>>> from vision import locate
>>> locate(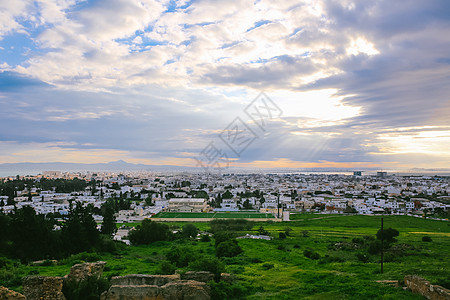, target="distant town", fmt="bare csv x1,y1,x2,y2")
1,171,449,227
